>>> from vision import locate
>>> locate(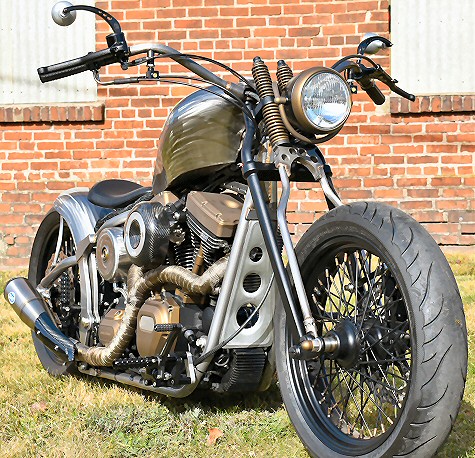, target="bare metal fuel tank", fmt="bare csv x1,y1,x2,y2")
152,86,245,194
